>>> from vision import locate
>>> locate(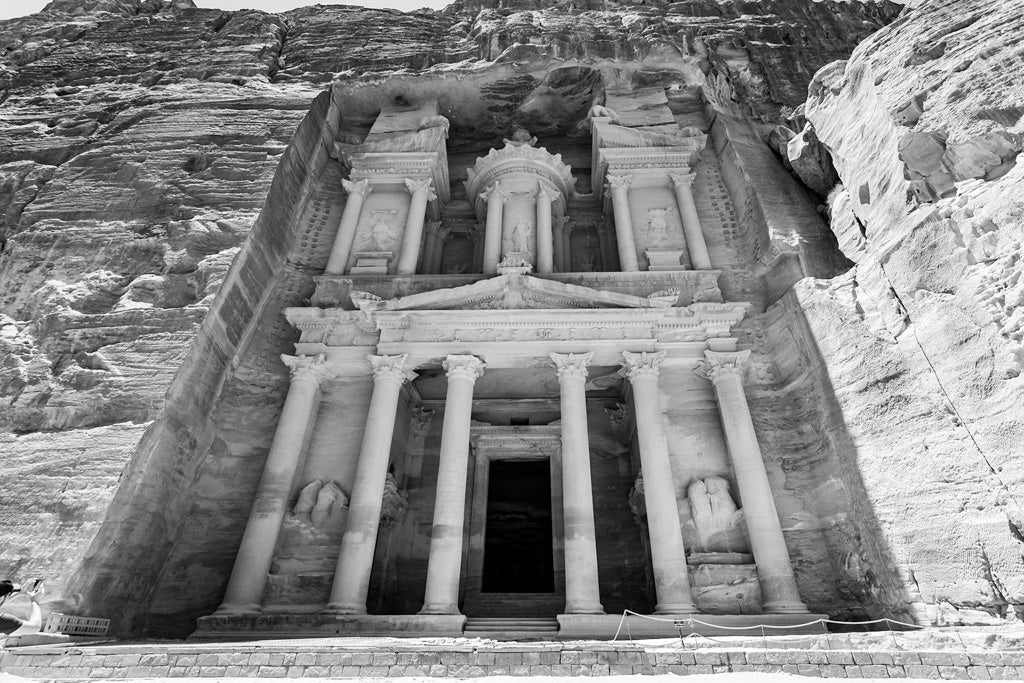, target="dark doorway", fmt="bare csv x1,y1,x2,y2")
482,460,554,593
